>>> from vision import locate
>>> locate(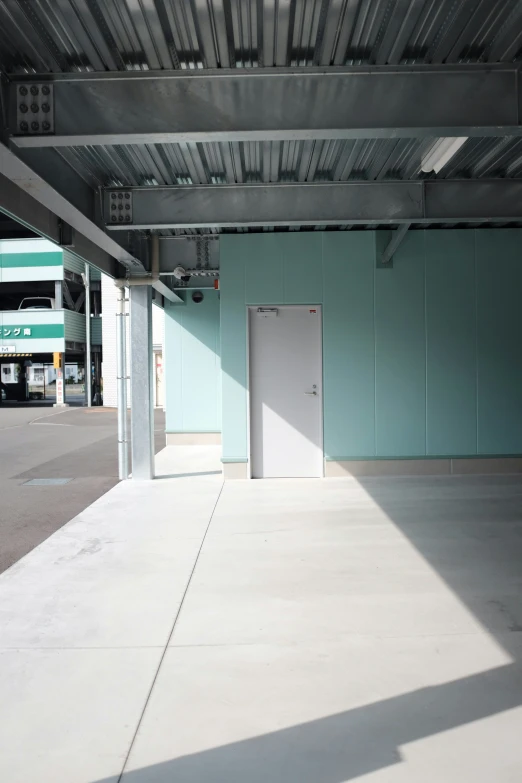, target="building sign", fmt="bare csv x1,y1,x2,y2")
2,328,32,337
0,325,64,340
0,318,66,355
0,321,65,355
